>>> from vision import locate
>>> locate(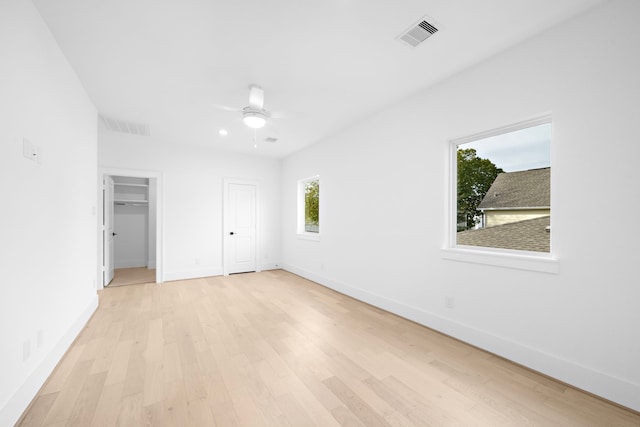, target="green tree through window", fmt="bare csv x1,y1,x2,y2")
457,148,503,230
304,179,319,232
